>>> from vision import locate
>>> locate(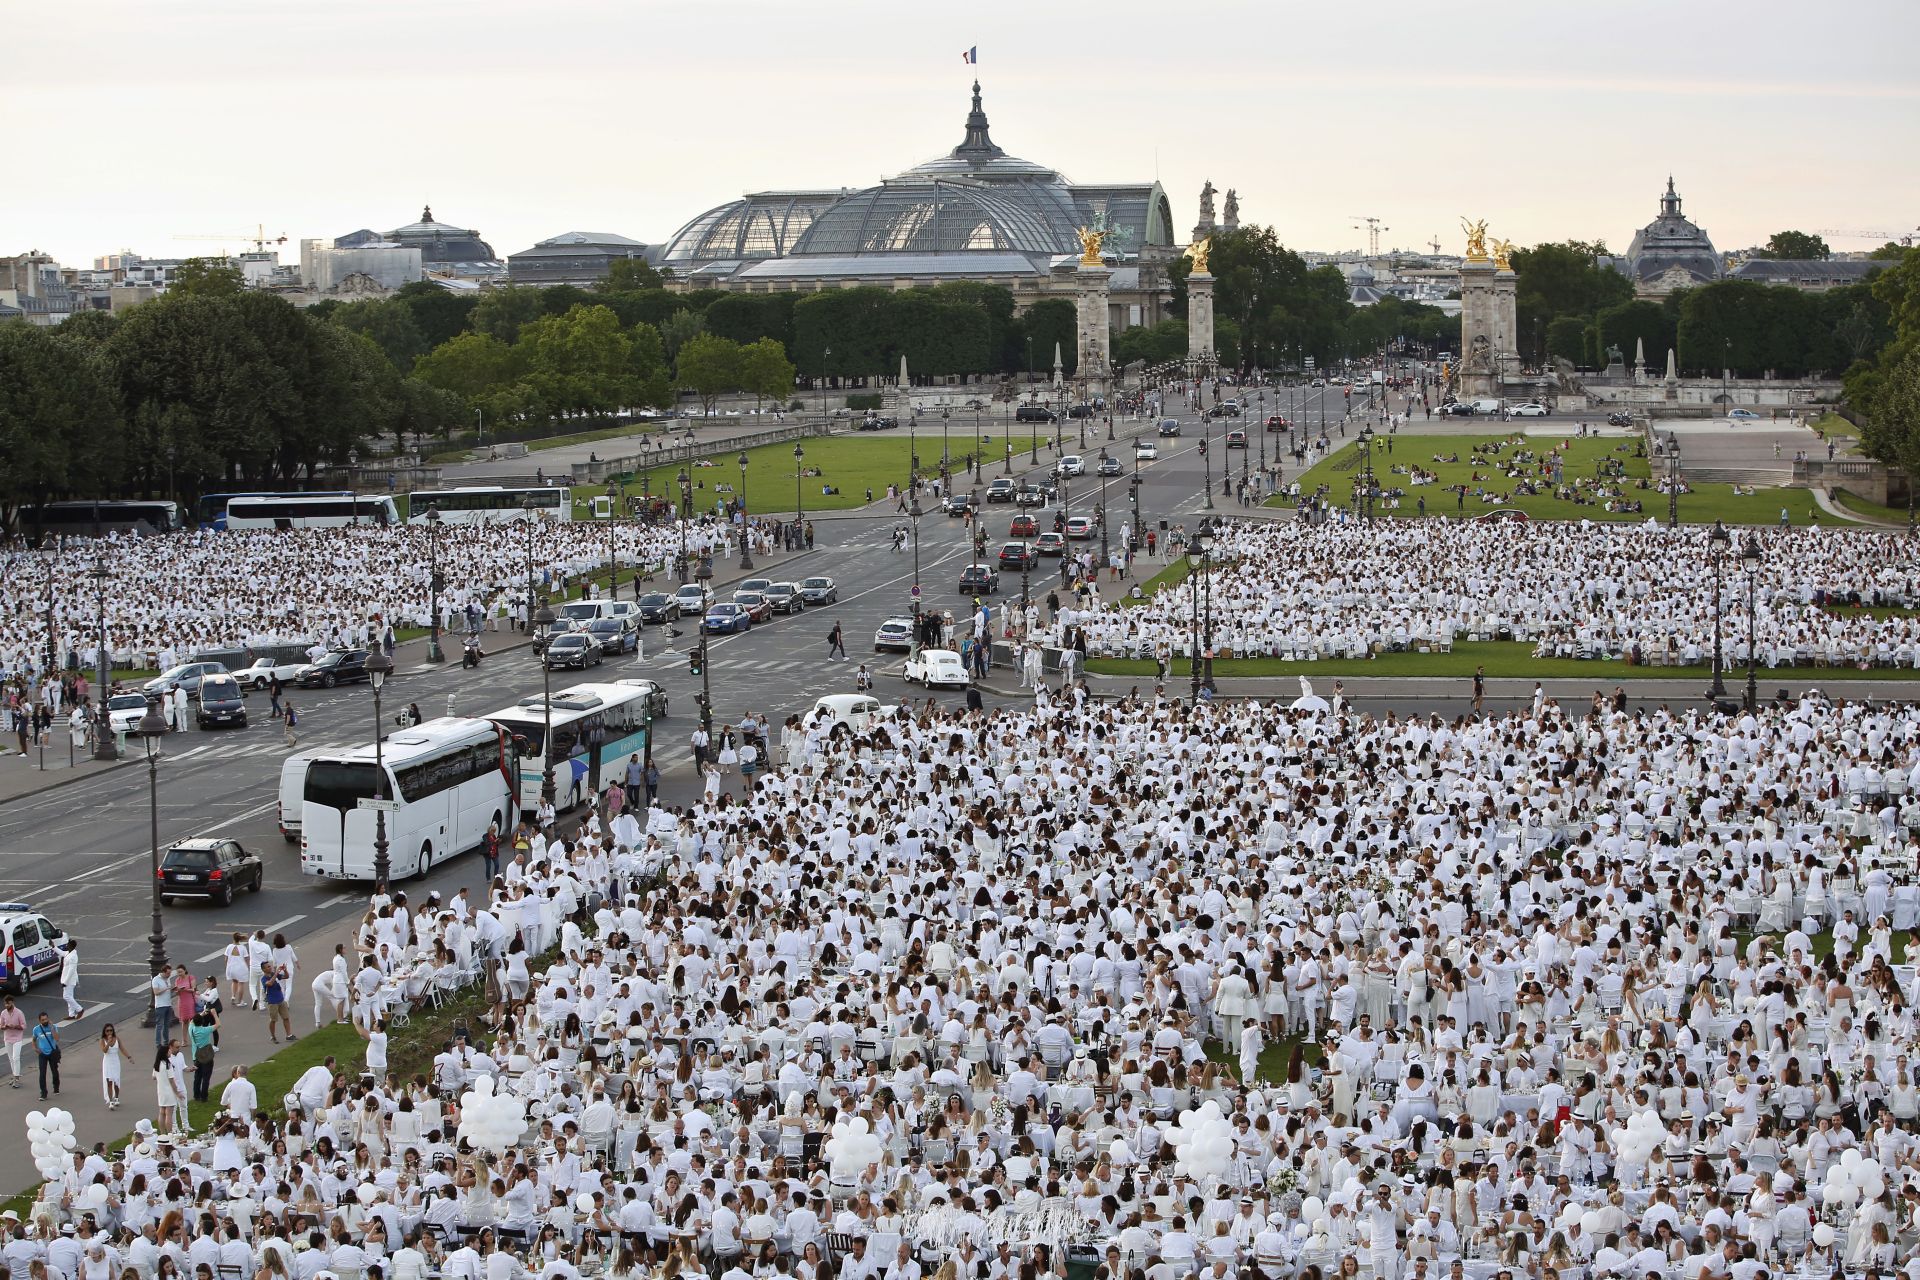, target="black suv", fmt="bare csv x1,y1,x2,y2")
298,648,371,688
159,838,264,906
1015,404,1056,423
635,592,681,624
195,674,248,729
985,478,1017,503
